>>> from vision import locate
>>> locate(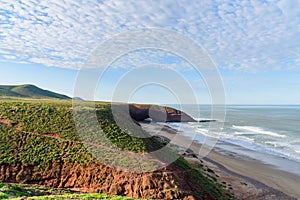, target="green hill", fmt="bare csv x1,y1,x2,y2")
0,84,70,99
